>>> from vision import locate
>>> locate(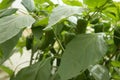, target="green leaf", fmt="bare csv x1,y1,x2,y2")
103,5,118,21
0,8,18,18
34,0,53,5
0,31,22,64
21,0,35,12
111,61,120,67
53,23,64,36
44,5,84,30
89,65,110,80
12,58,51,80
34,0,45,4
57,33,107,80
62,0,82,6
112,74,120,80
0,15,35,44
33,17,48,27
83,0,108,8
0,65,14,77
0,0,15,9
